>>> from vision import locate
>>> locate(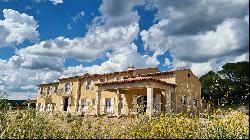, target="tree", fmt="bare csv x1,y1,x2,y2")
218,61,249,105
200,61,249,107
0,89,9,112
199,71,226,106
